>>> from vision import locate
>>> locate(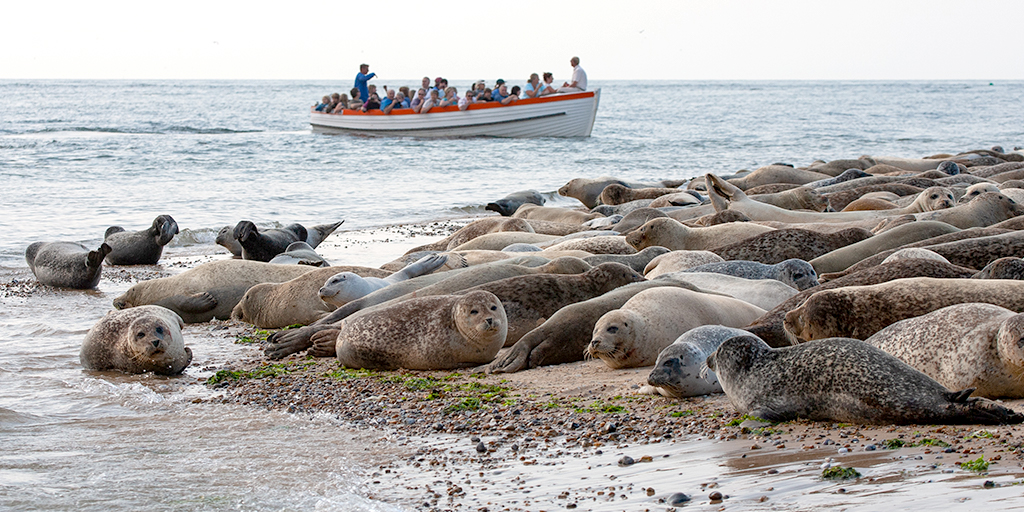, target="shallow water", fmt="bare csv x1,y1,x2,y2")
2,79,1023,510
